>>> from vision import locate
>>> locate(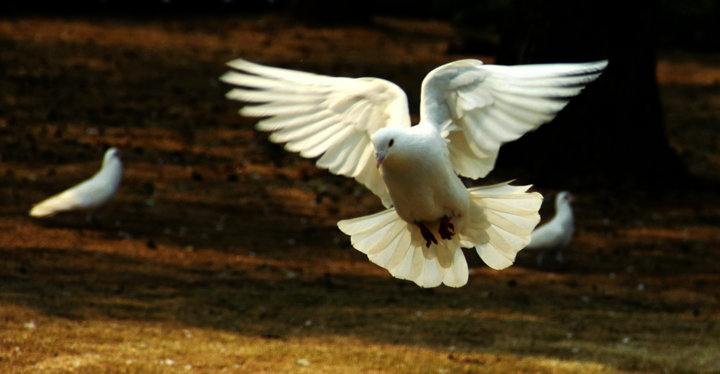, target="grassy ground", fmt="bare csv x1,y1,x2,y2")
1,15,719,373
